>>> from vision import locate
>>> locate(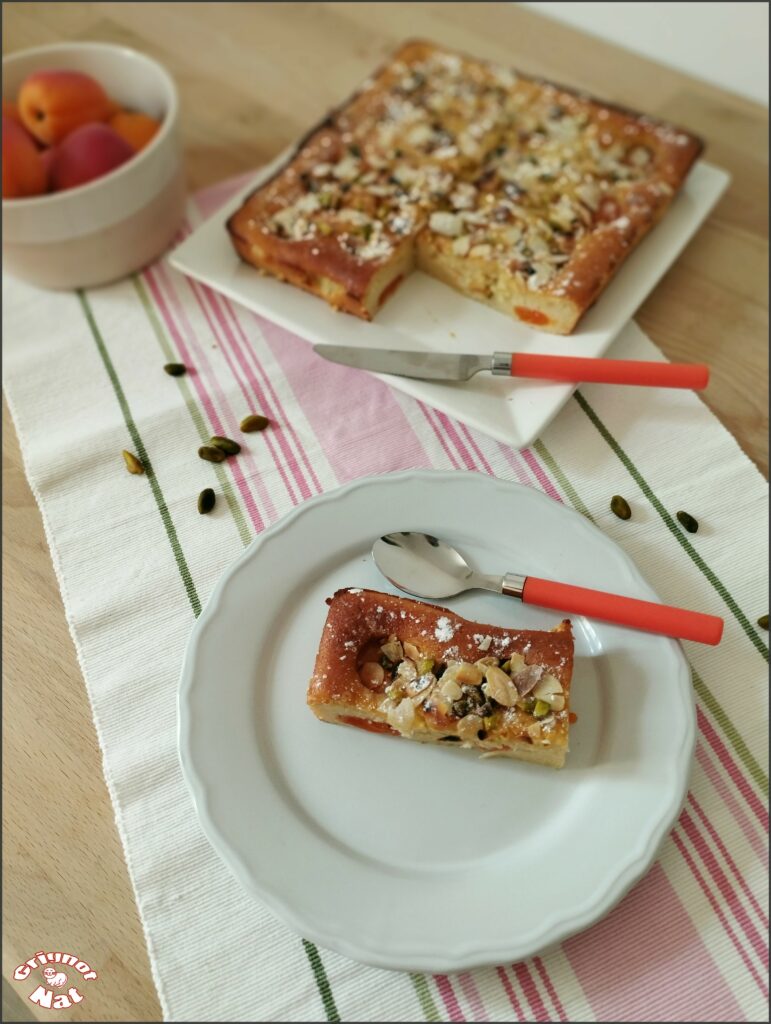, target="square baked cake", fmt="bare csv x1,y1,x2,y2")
228,40,702,333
